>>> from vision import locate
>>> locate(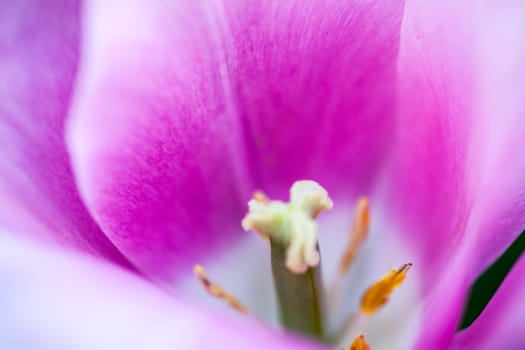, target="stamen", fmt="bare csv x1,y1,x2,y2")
348,333,371,350
327,197,370,325
193,264,247,314
360,263,412,315
338,197,370,275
